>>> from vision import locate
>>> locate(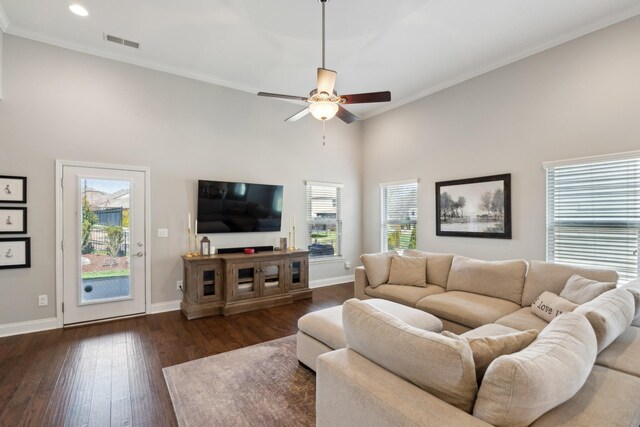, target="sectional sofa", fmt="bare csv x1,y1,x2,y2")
312,250,640,426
